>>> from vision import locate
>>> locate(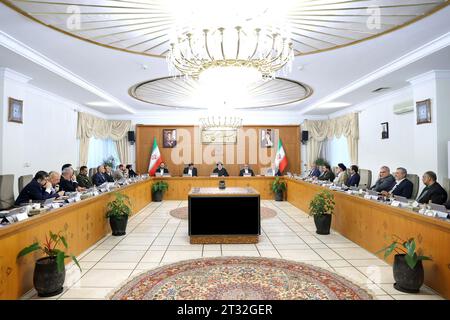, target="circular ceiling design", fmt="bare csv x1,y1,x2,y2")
129,77,313,109
3,0,448,57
